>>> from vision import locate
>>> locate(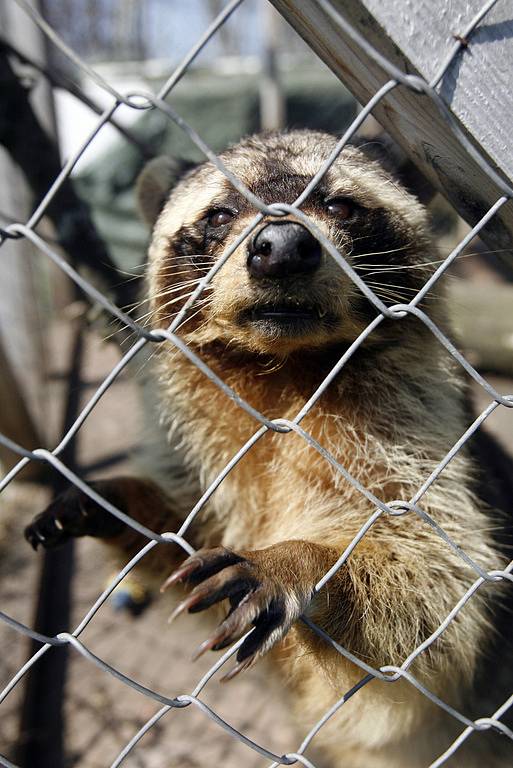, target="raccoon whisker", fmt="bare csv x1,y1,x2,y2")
363,280,414,298
172,303,210,335
101,300,181,341
354,257,463,272
135,295,200,326
344,232,415,250
366,284,435,305
129,298,210,370
354,264,424,274
363,280,426,294
127,283,203,313
129,279,212,309
167,253,213,260
180,316,212,343
185,308,214,336
165,254,202,260
351,242,414,260
156,269,213,279
160,278,207,292
155,277,213,290
347,233,389,245
130,289,209,316
156,292,211,318
136,294,211,326
429,246,513,256
359,270,463,290
135,279,209,308
118,266,145,277
158,260,215,272
124,289,198,317
110,273,145,289
112,265,146,278
131,335,182,378
155,271,214,283
134,278,206,302
161,255,215,270
366,288,408,305
364,281,436,303
155,266,214,277
182,310,211,333
101,326,133,344
255,356,288,376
